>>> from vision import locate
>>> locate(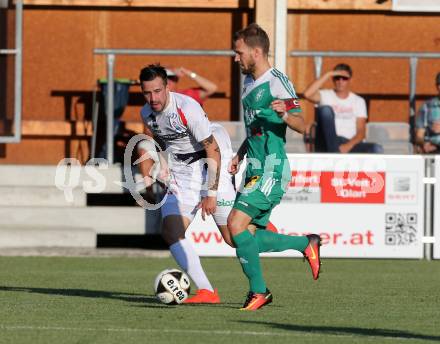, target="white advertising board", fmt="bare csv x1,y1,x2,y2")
433,156,440,259
187,154,425,258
